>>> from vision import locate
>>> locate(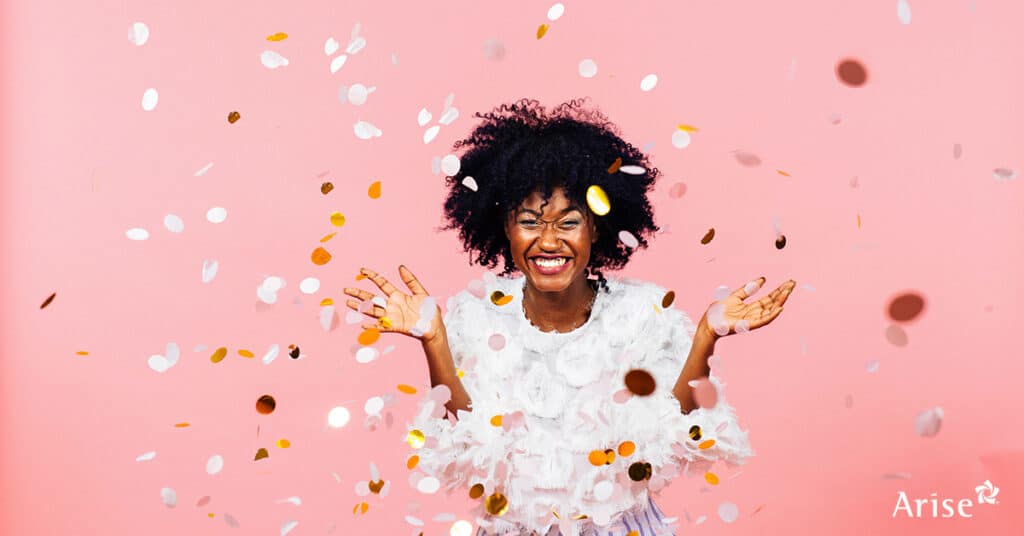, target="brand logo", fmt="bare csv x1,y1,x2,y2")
892,480,1000,518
